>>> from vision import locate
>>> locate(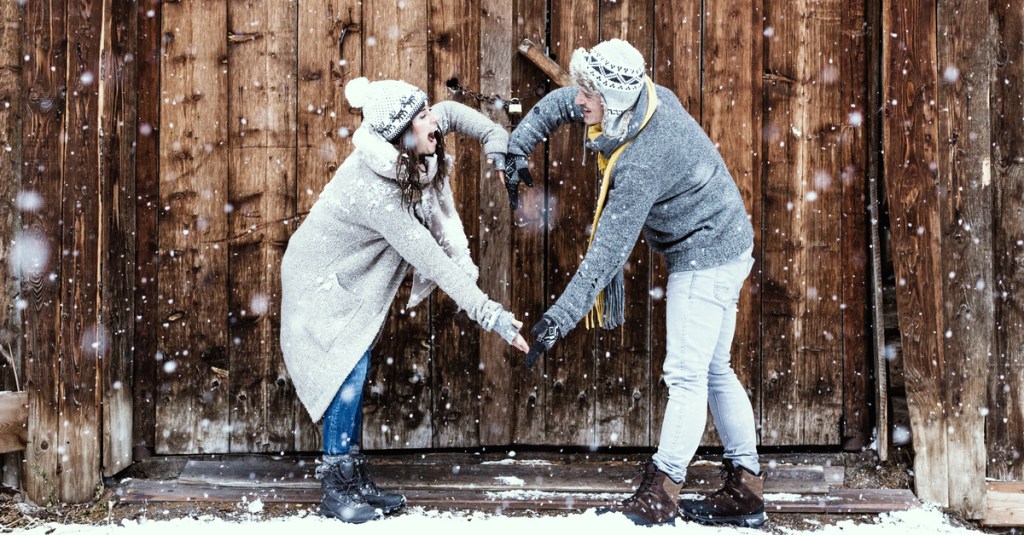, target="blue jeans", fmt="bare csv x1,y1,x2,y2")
652,247,759,482
322,348,370,455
